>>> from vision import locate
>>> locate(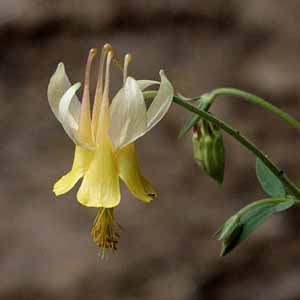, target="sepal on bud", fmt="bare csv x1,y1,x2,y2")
192,119,225,183
216,197,297,256
215,215,242,256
